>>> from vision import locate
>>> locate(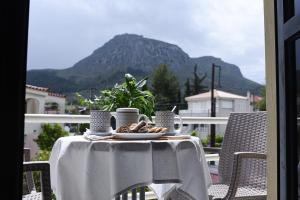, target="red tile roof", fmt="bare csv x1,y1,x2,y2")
26,84,48,92
26,84,65,98
252,95,263,103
